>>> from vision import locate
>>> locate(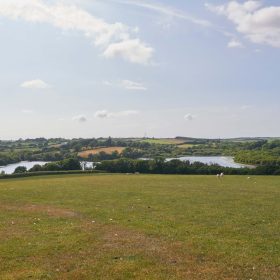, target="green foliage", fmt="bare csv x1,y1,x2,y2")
95,158,280,175
87,151,121,161
13,166,27,174
29,158,82,172
234,140,280,165
1,137,280,169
